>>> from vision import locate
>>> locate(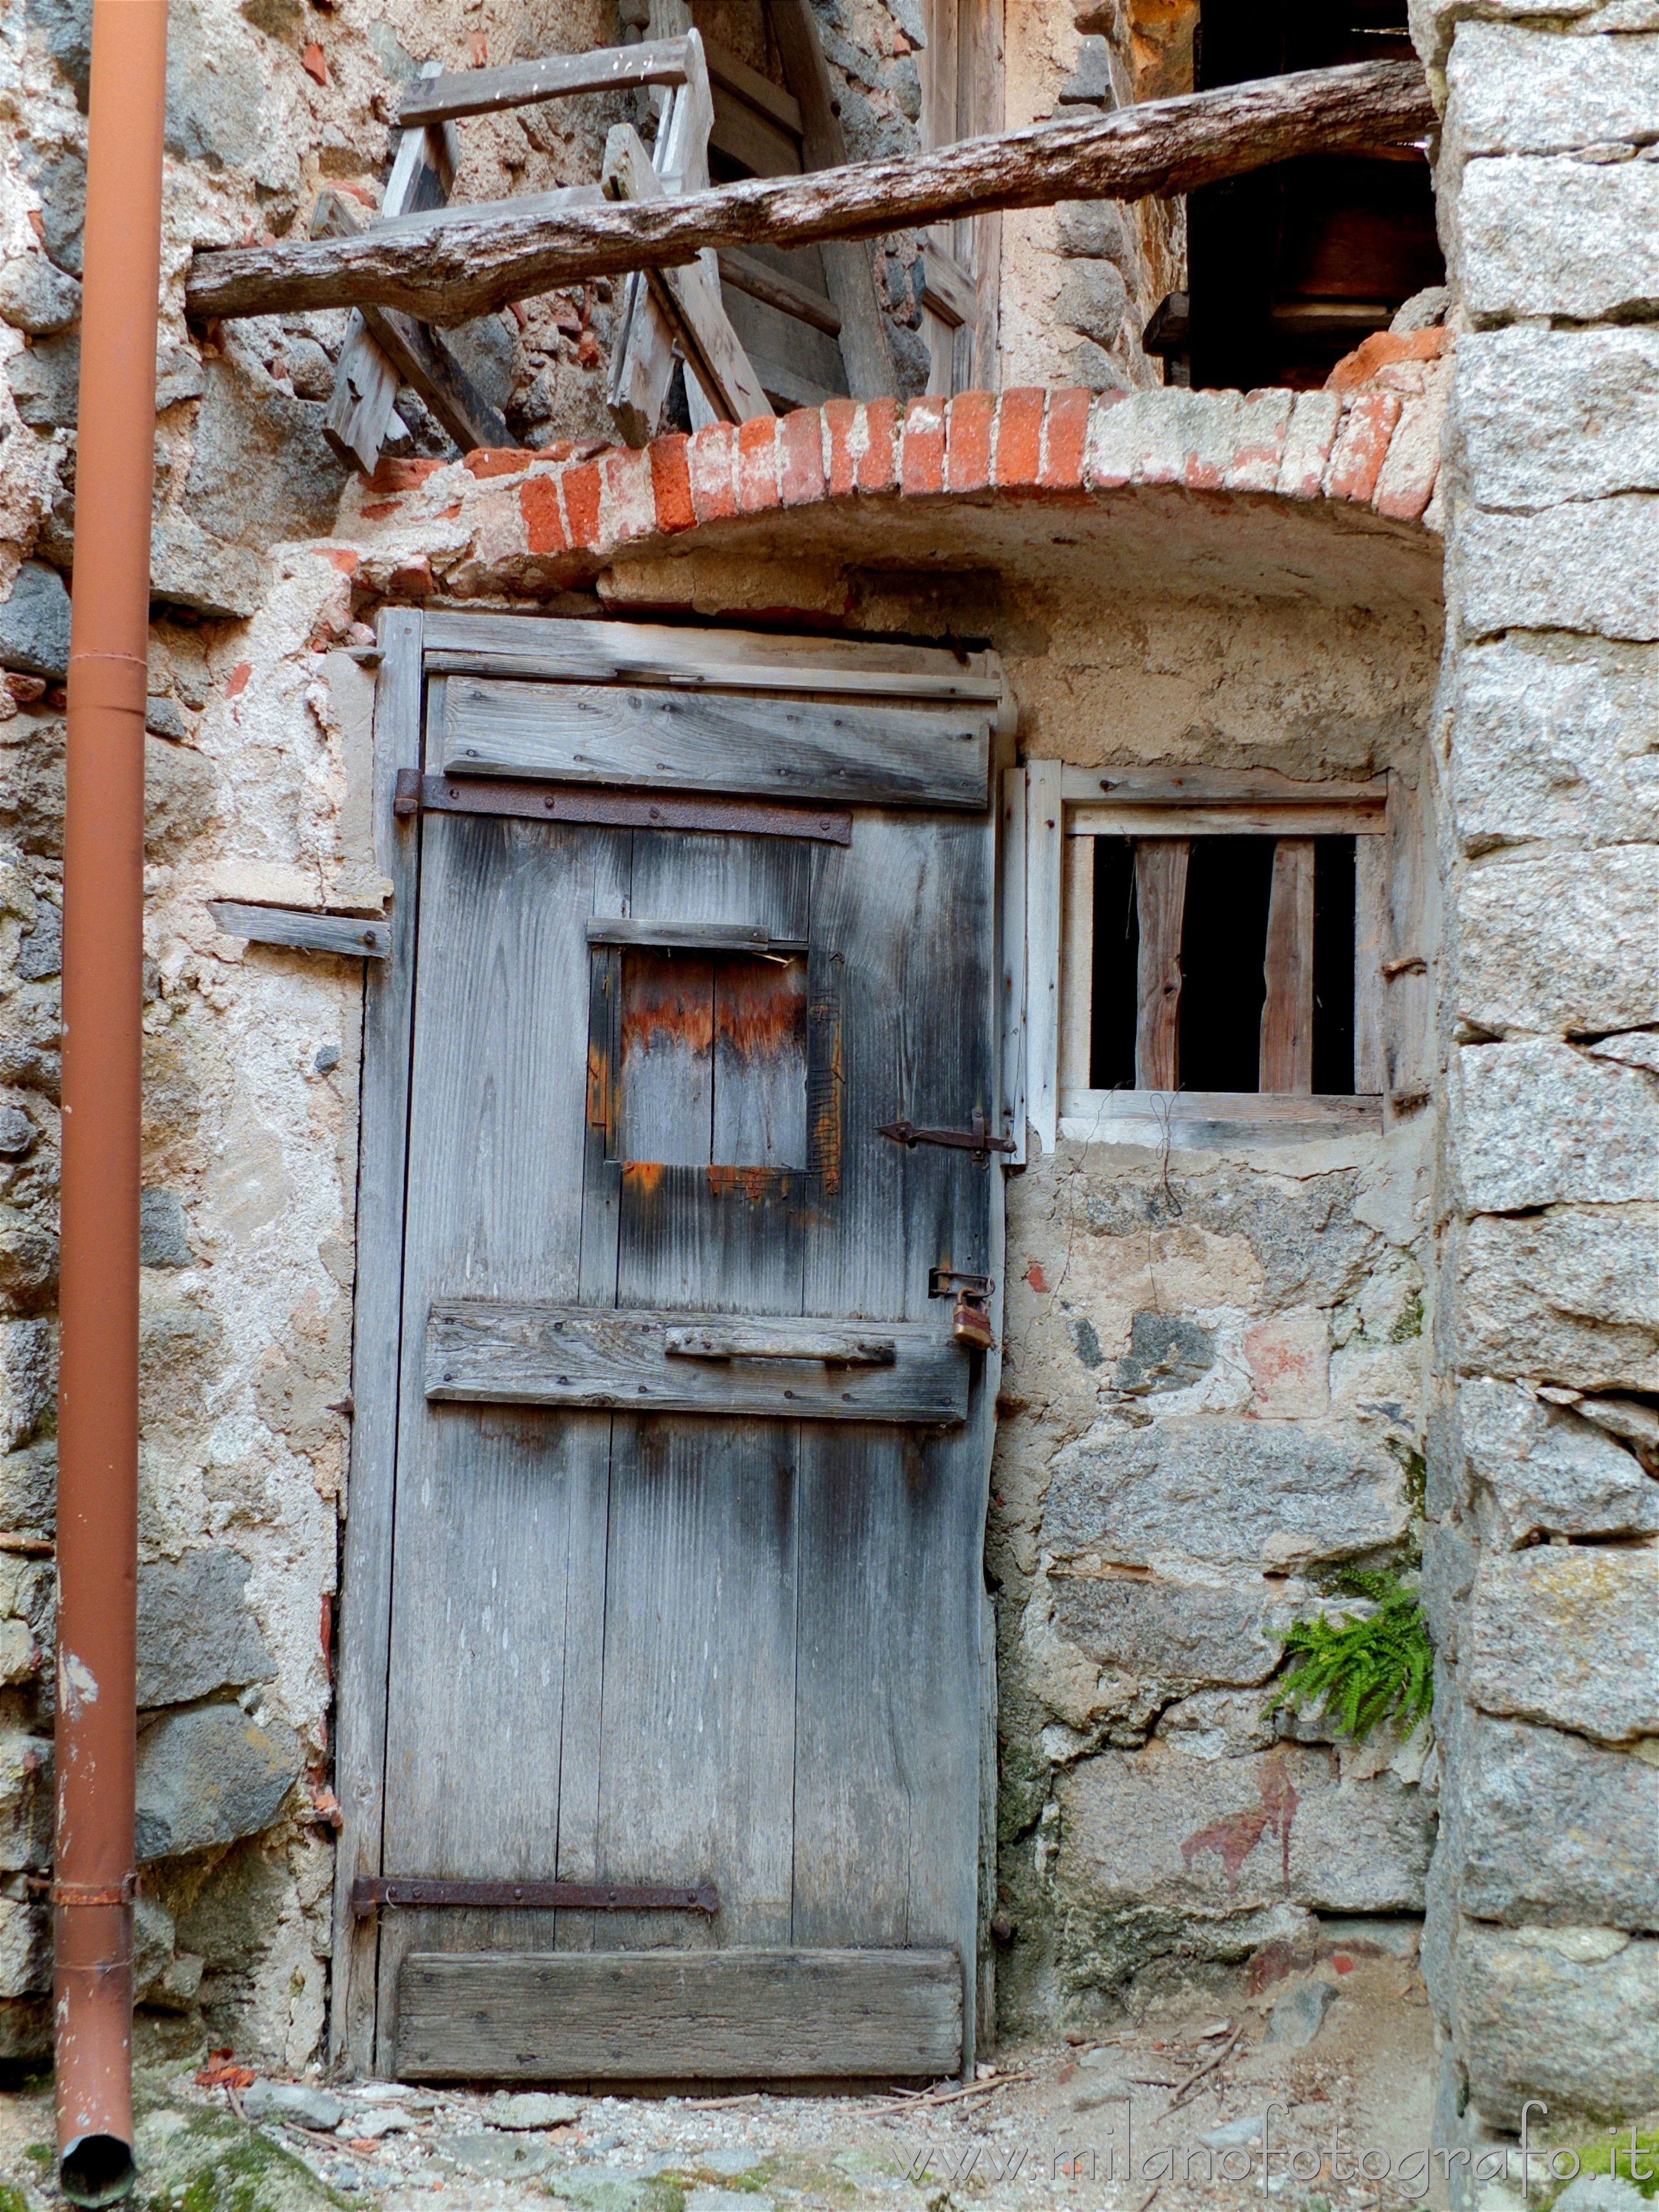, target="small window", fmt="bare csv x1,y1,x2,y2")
1086,833,1358,1094
1005,765,1405,1159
